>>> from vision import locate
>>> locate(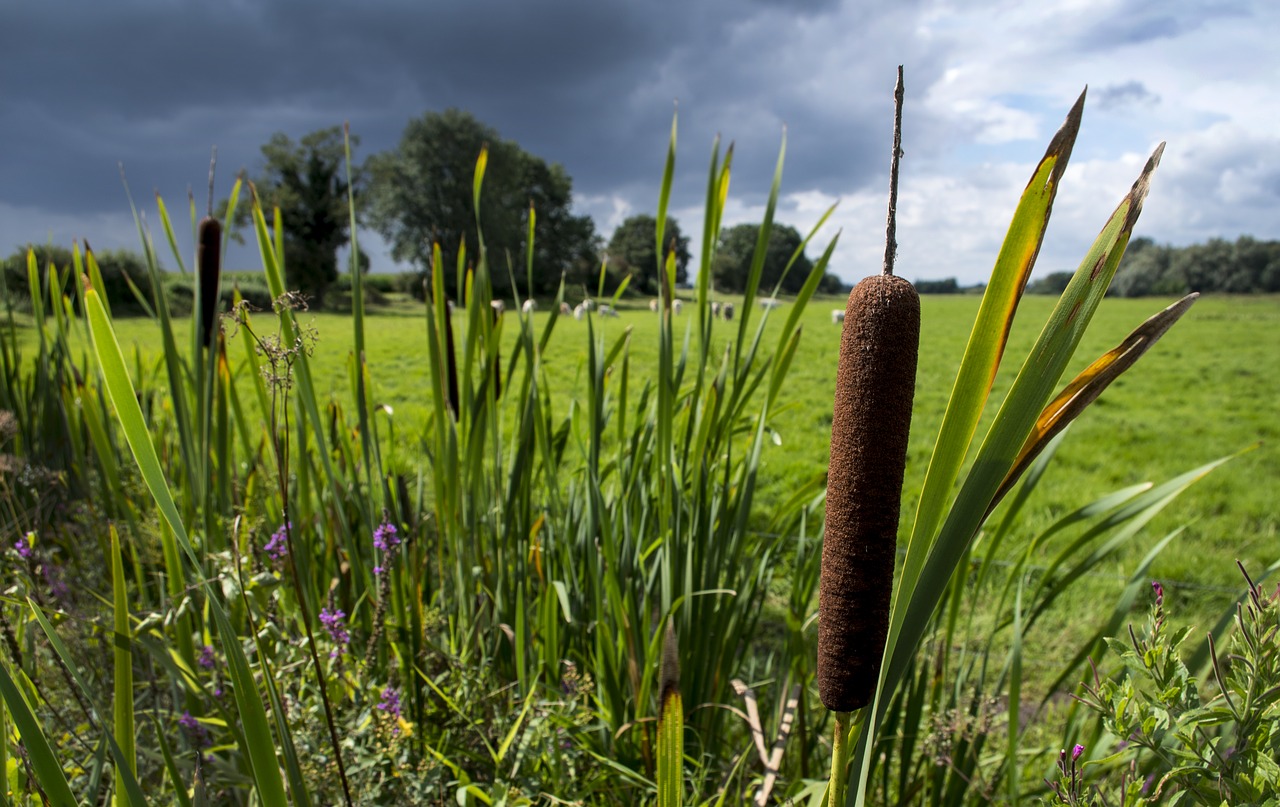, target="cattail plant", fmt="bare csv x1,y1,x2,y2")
820,67,918,803
196,150,223,351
